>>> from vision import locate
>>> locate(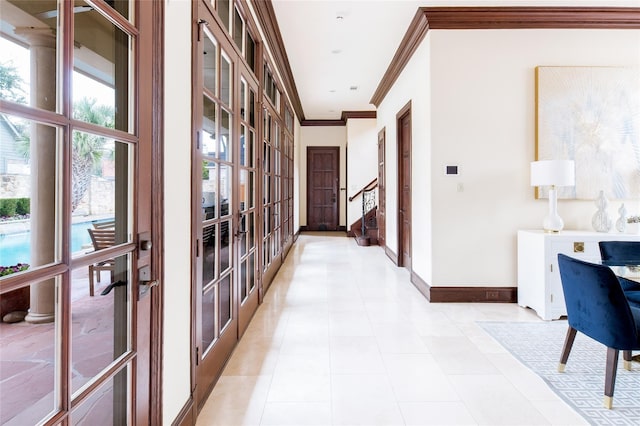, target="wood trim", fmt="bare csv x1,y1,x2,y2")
410,271,430,300
301,110,377,126
411,271,517,303
430,286,518,303
371,6,640,107
149,0,165,423
421,7,640,29
370,9,429,107
170,397,196,426
301,119,346,127
341,110,377,121
385,246,398,265
251,0,305,120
